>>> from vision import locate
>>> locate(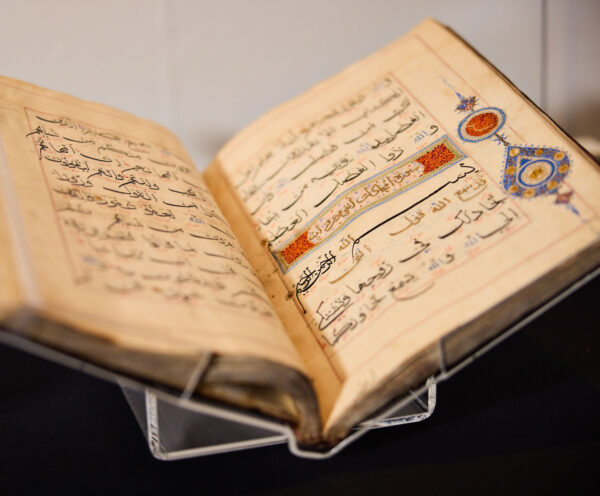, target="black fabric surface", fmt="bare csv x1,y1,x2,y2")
1,277,598,495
